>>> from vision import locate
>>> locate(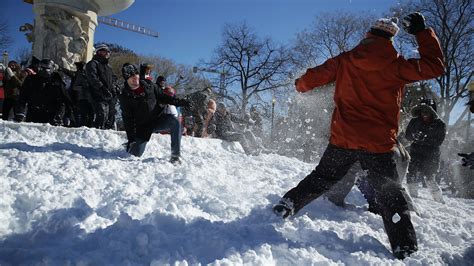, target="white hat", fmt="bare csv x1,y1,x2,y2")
371,17,400,36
